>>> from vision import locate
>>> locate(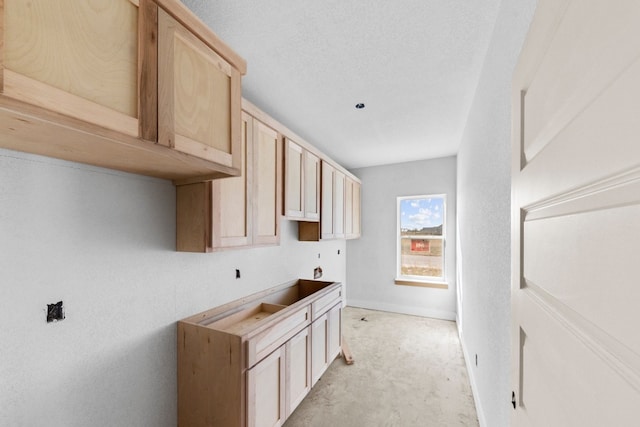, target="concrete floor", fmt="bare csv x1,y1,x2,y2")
284,307,479,427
